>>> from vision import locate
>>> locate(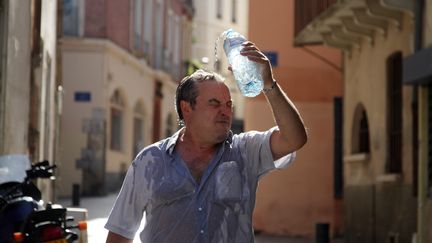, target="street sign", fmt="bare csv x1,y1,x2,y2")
263,51,278,67
75,92,91,102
